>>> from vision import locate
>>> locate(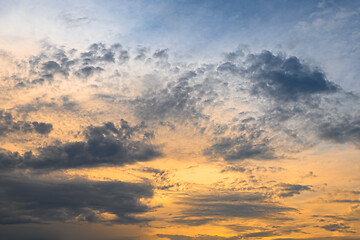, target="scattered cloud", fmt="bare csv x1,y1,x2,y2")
174,192,296,224
319,223,356,233
0,110,52,136
276,183,312,198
